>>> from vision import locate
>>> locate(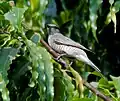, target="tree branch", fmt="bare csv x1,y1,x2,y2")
40,39,112,101
83,80,111,101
